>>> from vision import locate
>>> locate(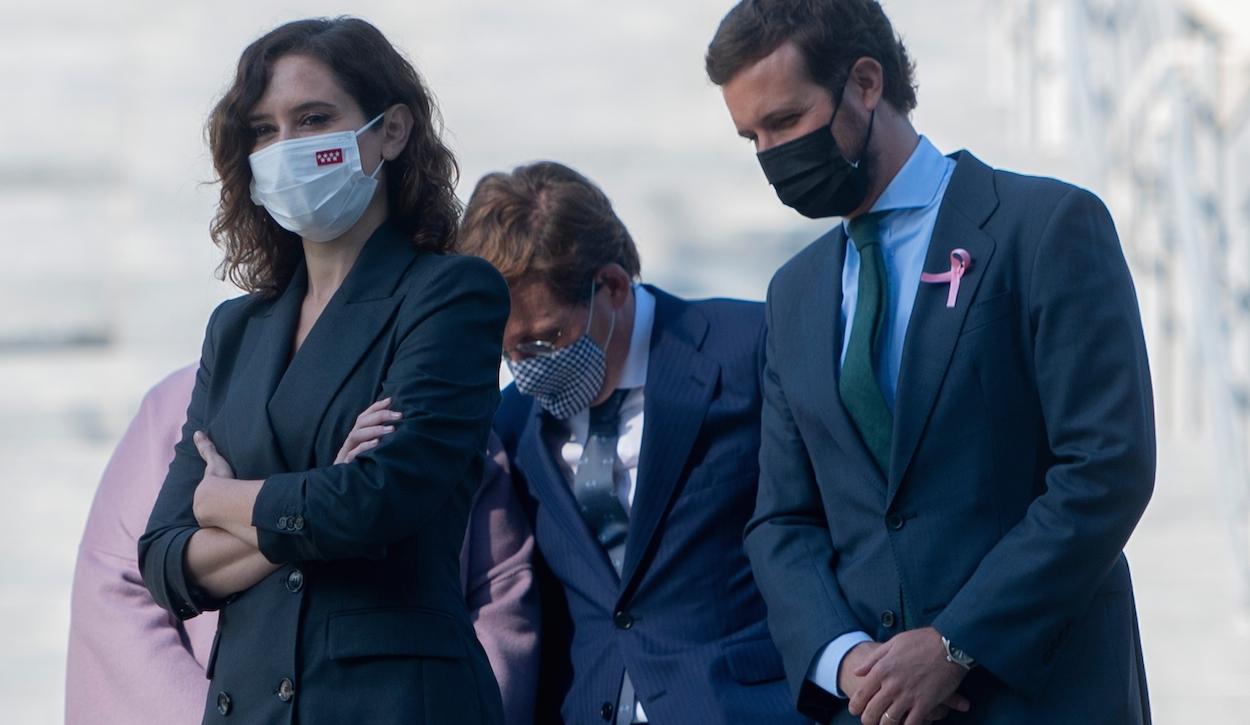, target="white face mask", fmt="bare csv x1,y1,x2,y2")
248,113,386,243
